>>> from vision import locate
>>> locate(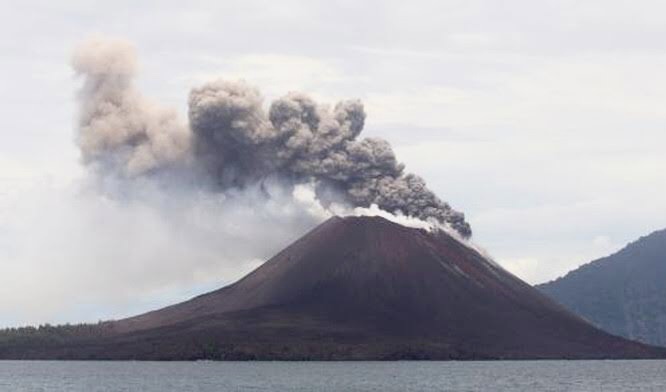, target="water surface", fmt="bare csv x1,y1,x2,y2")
1,360,665,391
